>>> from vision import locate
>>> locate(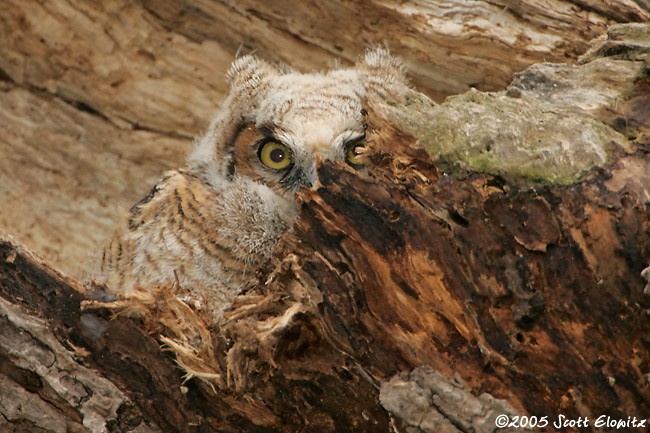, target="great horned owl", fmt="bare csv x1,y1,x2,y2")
101,48,409,316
